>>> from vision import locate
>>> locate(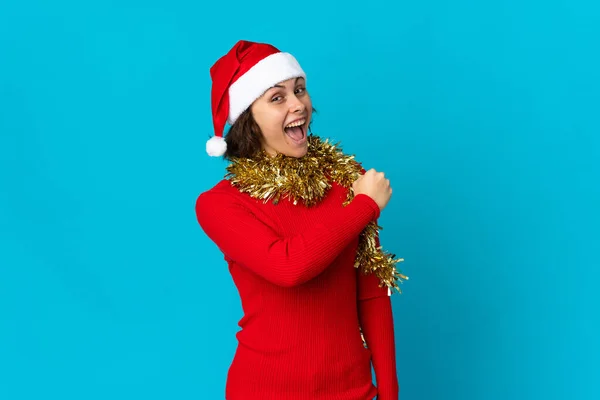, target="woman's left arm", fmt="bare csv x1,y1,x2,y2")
356,235,400,400
358,294,398,400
